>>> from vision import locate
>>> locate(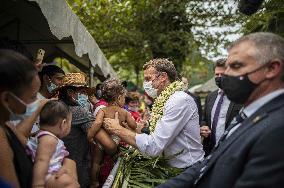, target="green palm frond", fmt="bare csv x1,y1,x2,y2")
112,147,183,188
